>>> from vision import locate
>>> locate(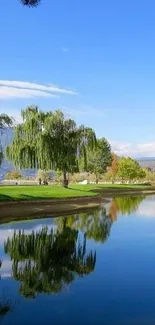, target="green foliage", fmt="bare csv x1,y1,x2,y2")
4,226,96,298
0,114,13,129
0,114,13,166
5,170,23,180
83,138,112,183
118,157,144,181
6,107,96,186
